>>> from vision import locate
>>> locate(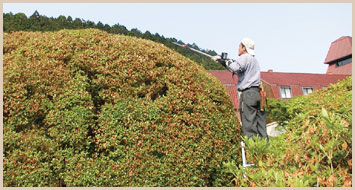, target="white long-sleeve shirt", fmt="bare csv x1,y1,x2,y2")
226,54,261,91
